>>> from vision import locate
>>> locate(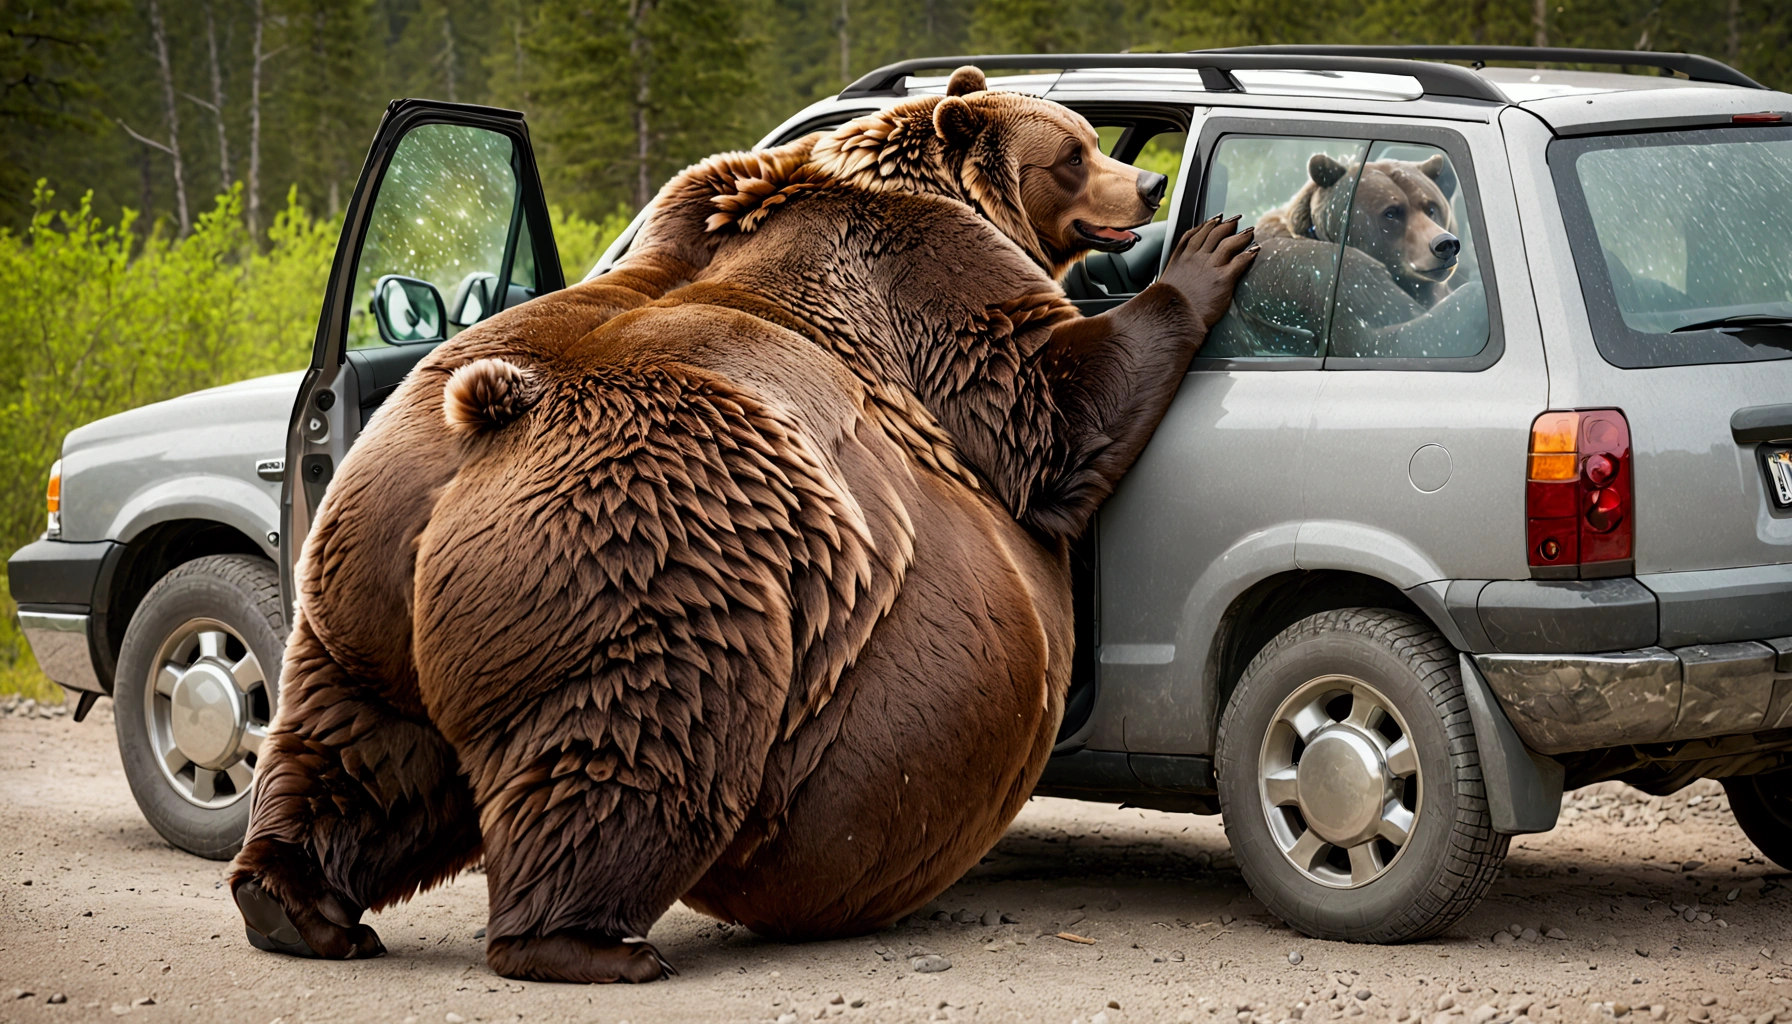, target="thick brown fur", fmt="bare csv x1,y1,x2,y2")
231,67,1255,981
